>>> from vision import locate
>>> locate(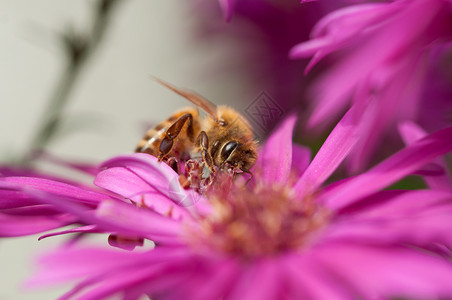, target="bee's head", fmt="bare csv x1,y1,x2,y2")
219,140,258,173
